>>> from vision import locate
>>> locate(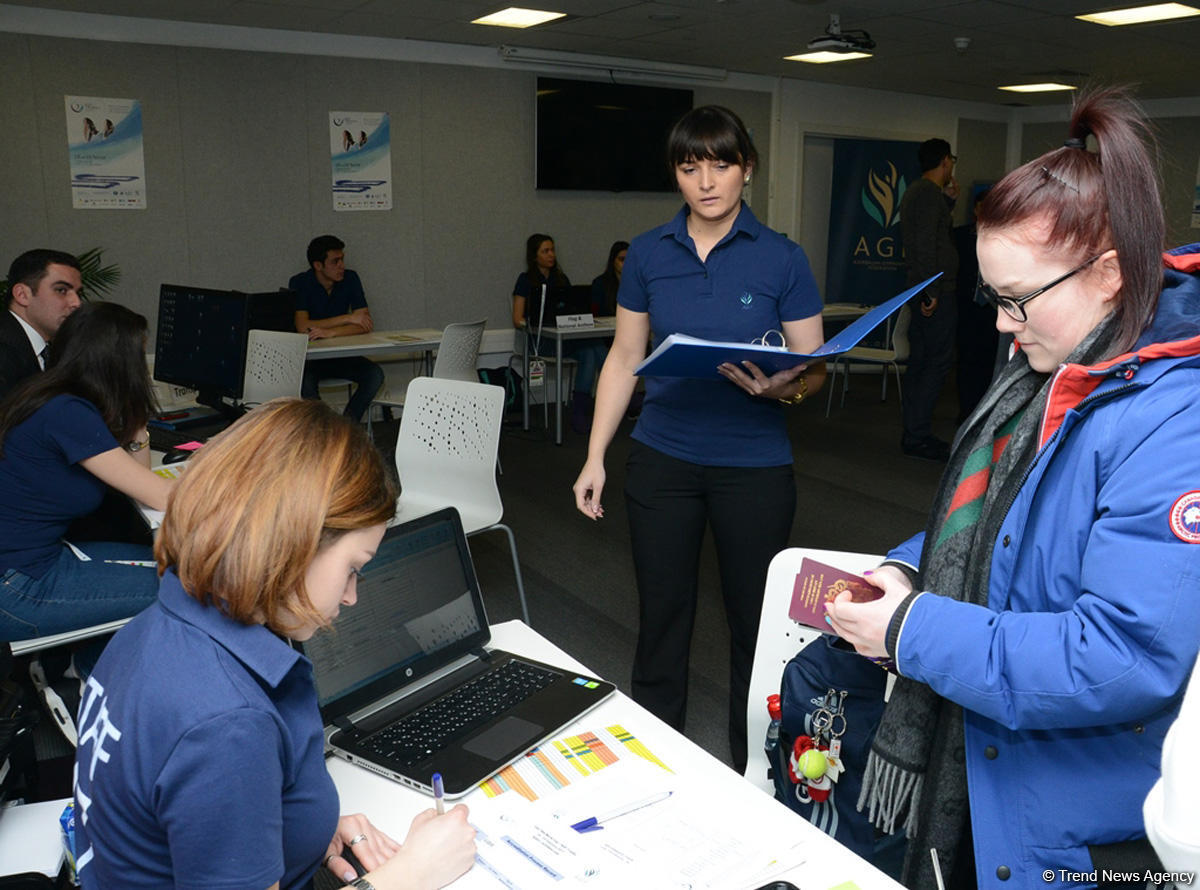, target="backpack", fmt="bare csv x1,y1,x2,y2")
768,636,902,864
0,644,42,805
477,365,522,414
